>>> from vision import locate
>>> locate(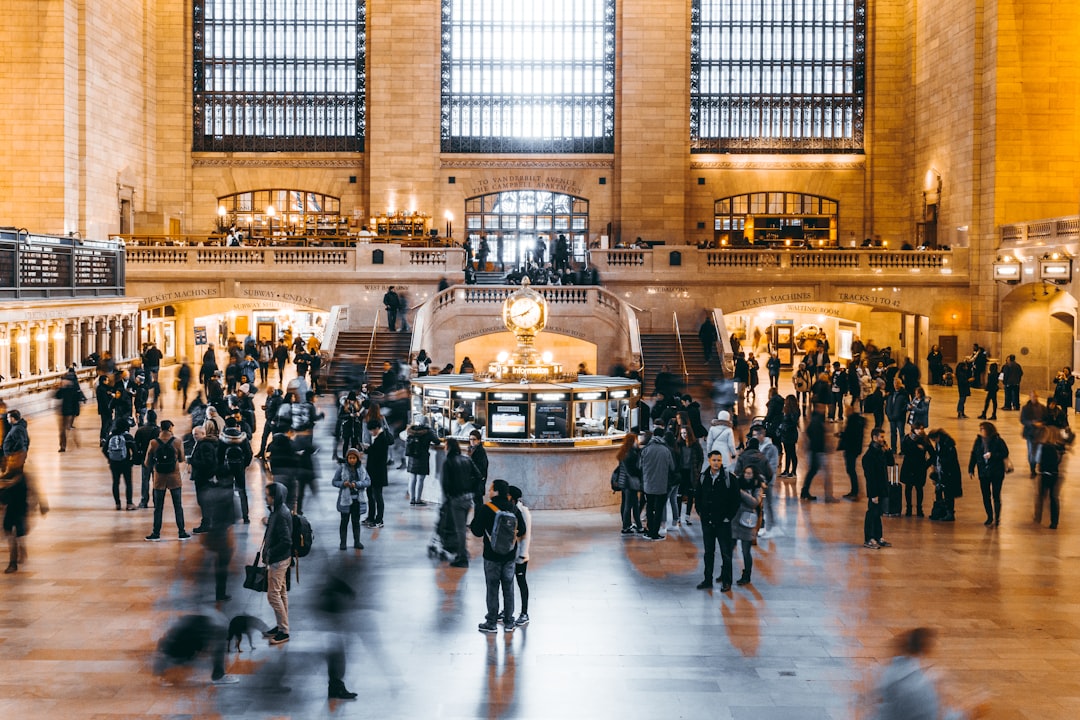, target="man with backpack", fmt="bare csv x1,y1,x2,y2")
218,417,254,523
470,479,526,633
144,420,190,541
261,482,293,645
